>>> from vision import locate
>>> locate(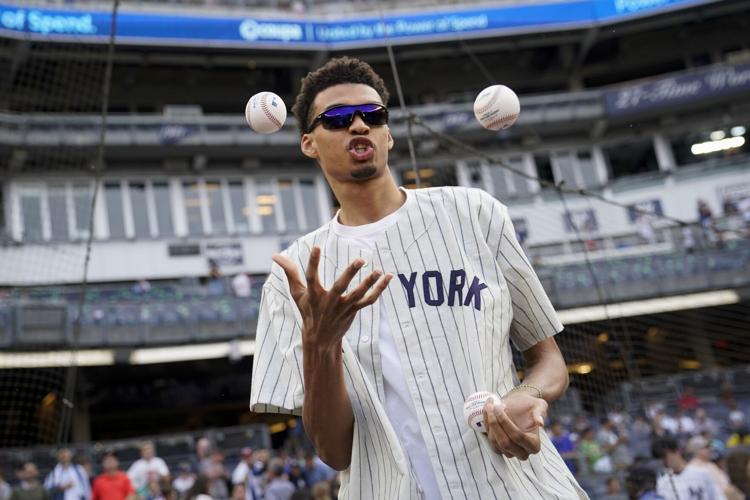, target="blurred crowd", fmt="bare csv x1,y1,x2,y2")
0,438,338,500
549,387,750,499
